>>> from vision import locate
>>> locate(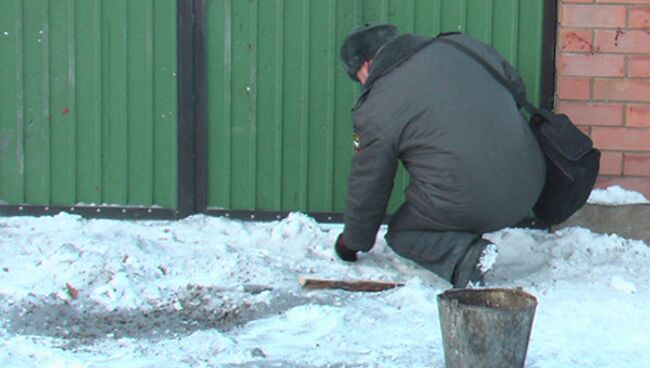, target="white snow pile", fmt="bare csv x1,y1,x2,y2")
1,187,649,367
588,185,649,205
